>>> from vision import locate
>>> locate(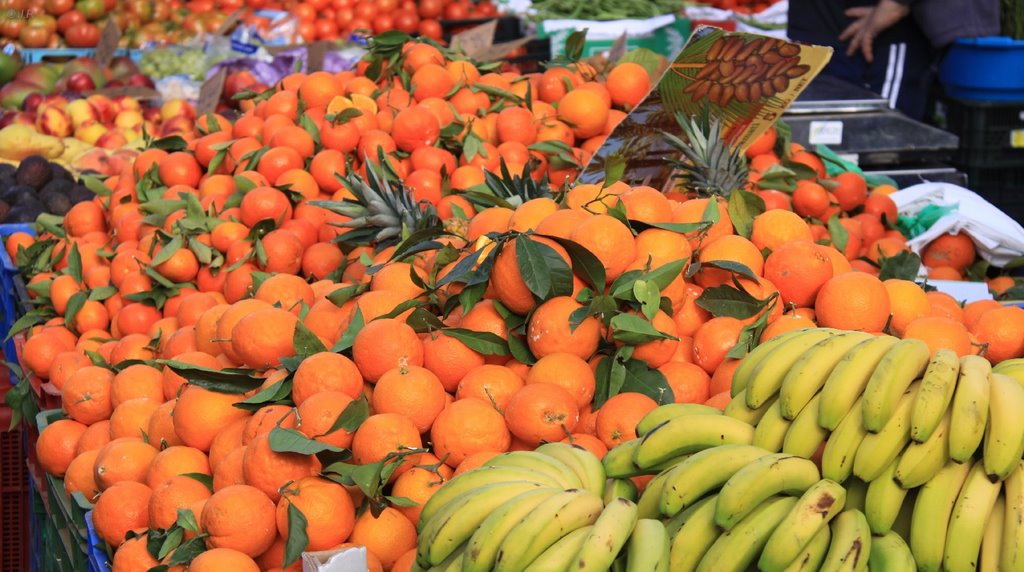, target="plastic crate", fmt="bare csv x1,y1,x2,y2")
440,16,524,43
35,411,92,554
0,401,28,572
936,96,1024,167
0,223,36,371
28,476,44,572
20,48,142,64
963,164,1024,221
84,512,111,572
